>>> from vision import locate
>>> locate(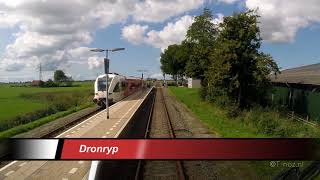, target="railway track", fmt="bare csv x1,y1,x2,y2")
0,89,154,179
0,106,103,169
44,107,103,138
135,86,186,180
